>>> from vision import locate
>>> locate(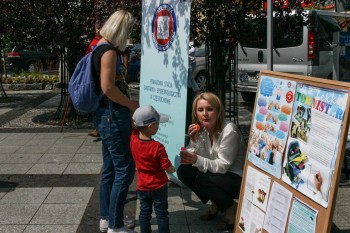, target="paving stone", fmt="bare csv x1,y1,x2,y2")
134,224,190,233
76,145,102,154
3,153,43,164
24,225,78,233
63,163,102,174
0,164,33,174
30,203,87,225
0,139,29,146
44,187,94,204
16,145,50,154
0,146,19,154
0,188,10,199
0,154,11,162
32,133,63,140
26,163,68,174
0,225,26,233
5,133,37,140
0,188,51,204
46,146,80,154
23,225,79,233
0,204,40,224
37,153,75,163
25,139,57,146
71,153,102,163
